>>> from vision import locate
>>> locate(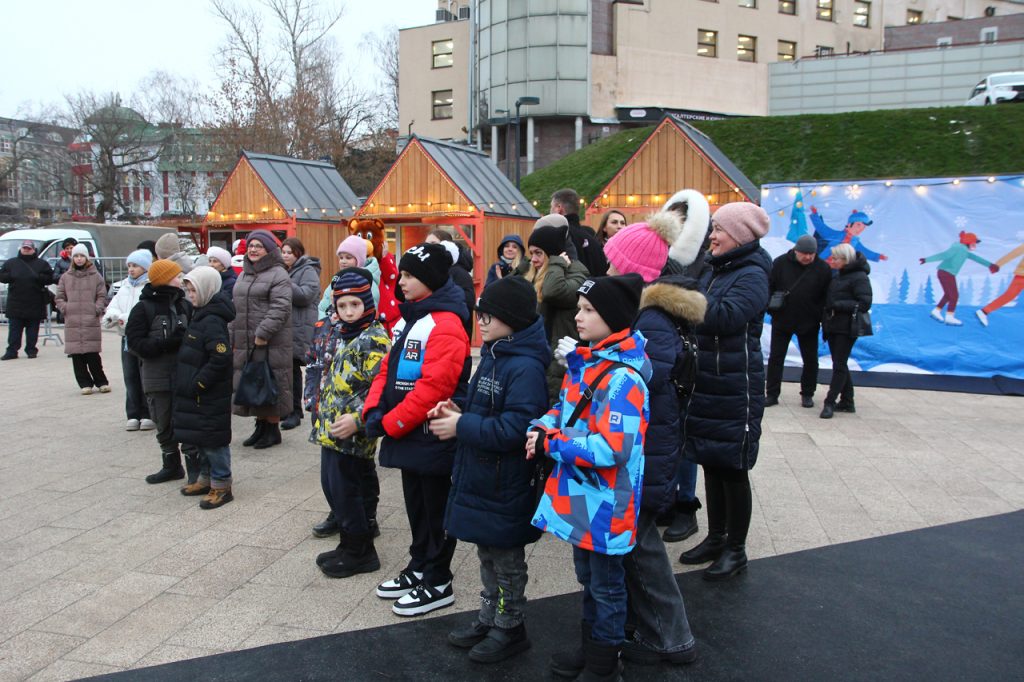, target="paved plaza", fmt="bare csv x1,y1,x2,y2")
0,330,1021,681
